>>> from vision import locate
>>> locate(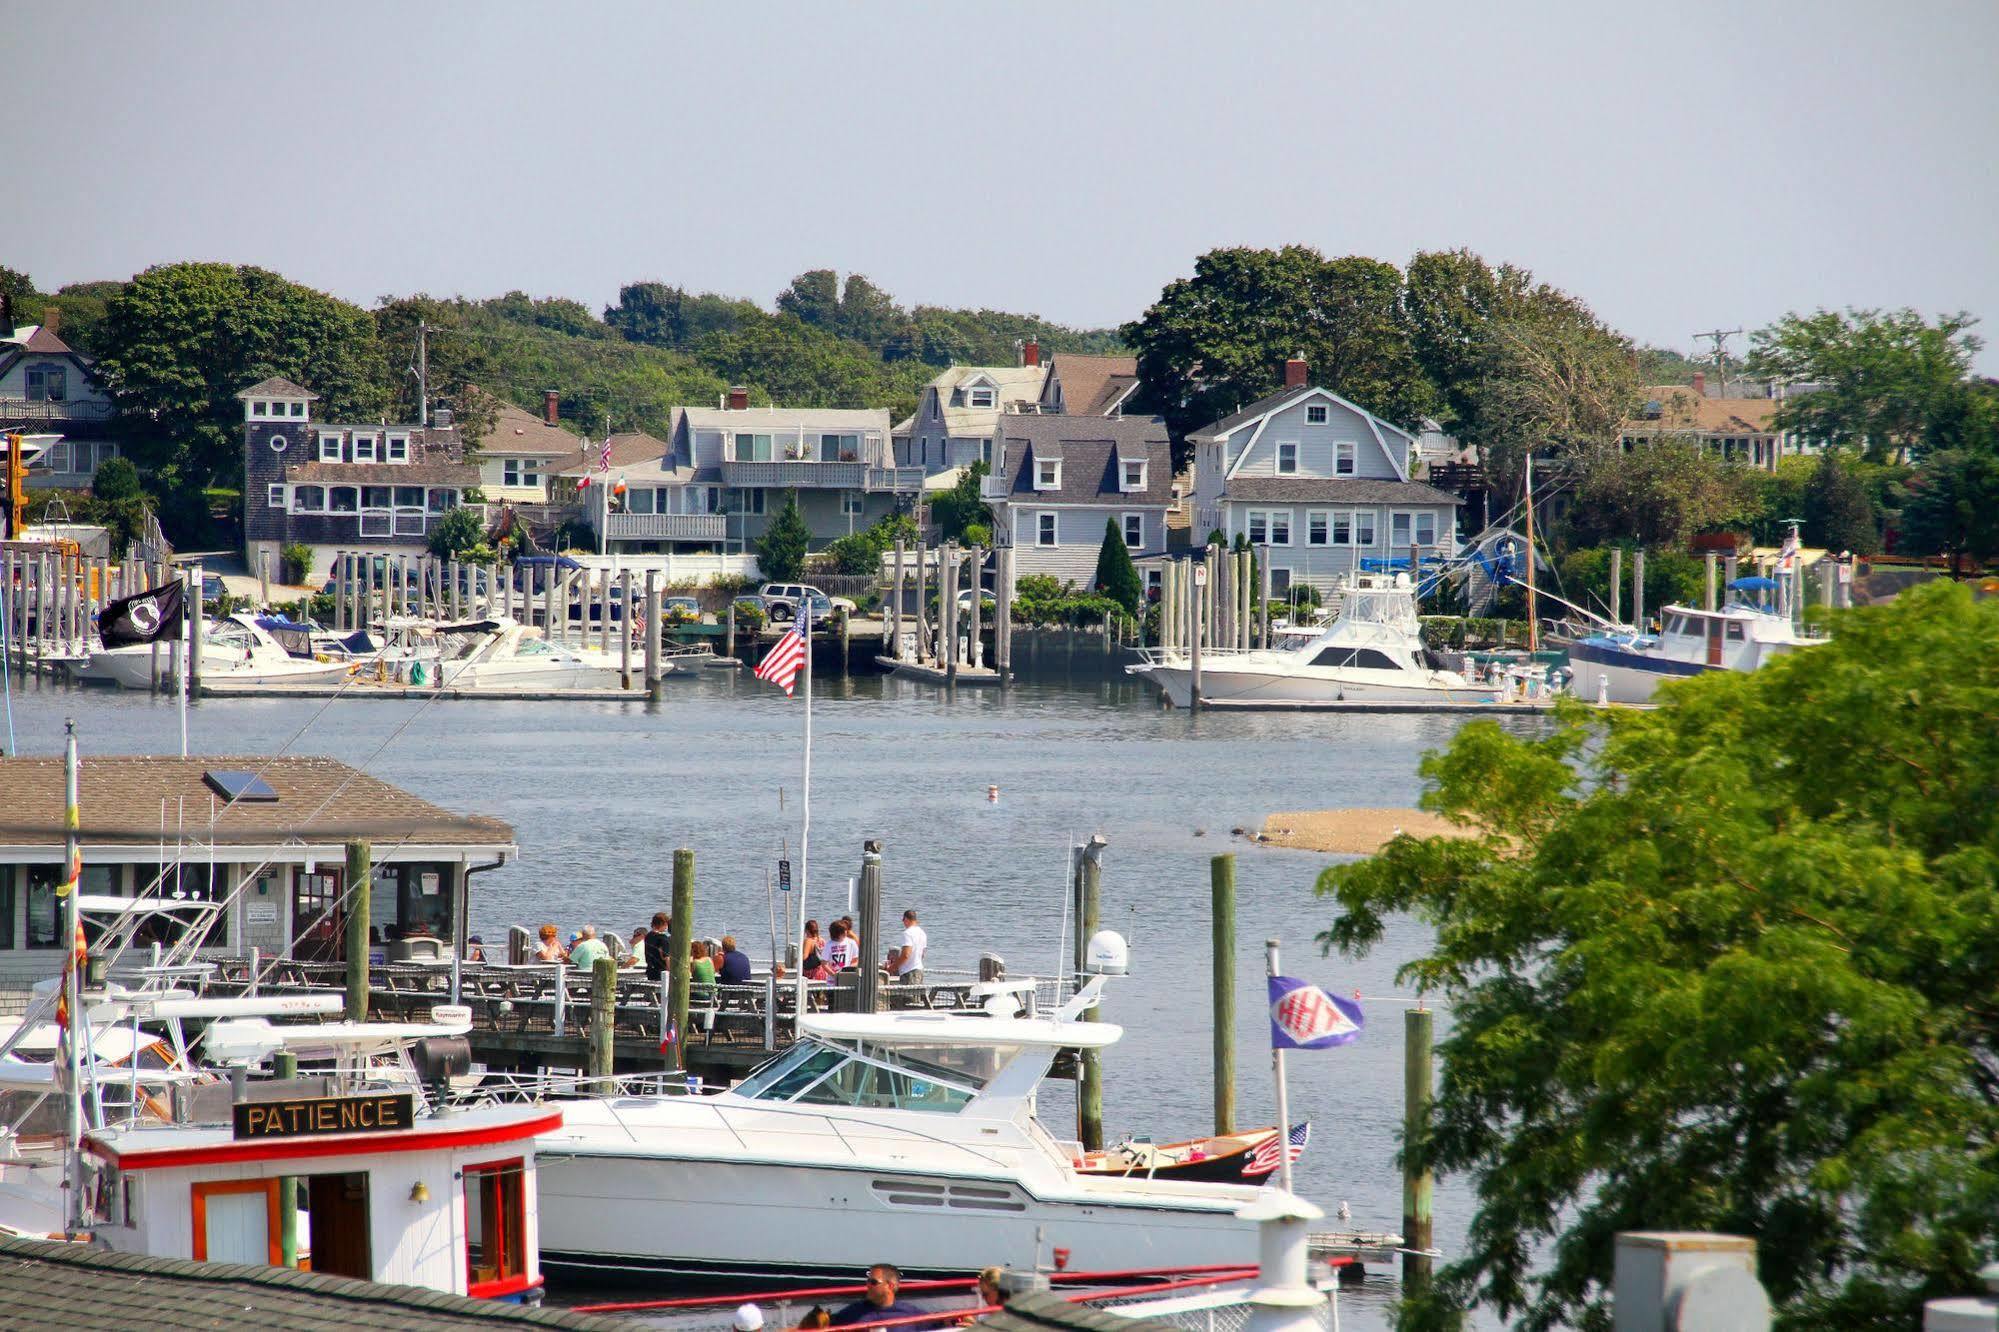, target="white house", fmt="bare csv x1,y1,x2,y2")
1188,361,1459,598
895,363,1045,475
0,315,123,491
984,414,1174,590
472,390,577,504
